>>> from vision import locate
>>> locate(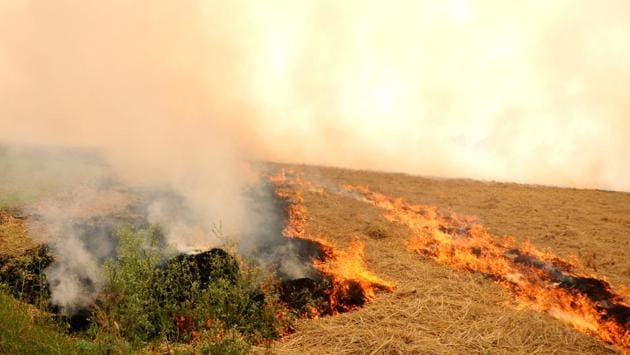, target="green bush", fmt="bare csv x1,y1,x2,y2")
101,226,165,343
0,245,53,309
100,225,291,350
0,224,293,353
